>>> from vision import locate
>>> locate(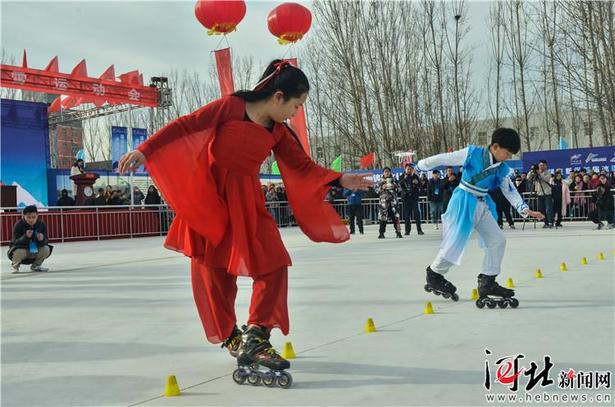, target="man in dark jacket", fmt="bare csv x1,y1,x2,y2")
427,170,444,229
343,188,365,234
589,175,614,229
8,205,52,273
399,164,424,235
56,189,75,206
442,166,460,213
